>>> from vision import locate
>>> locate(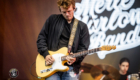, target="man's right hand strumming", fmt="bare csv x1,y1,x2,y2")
45,55,55,65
